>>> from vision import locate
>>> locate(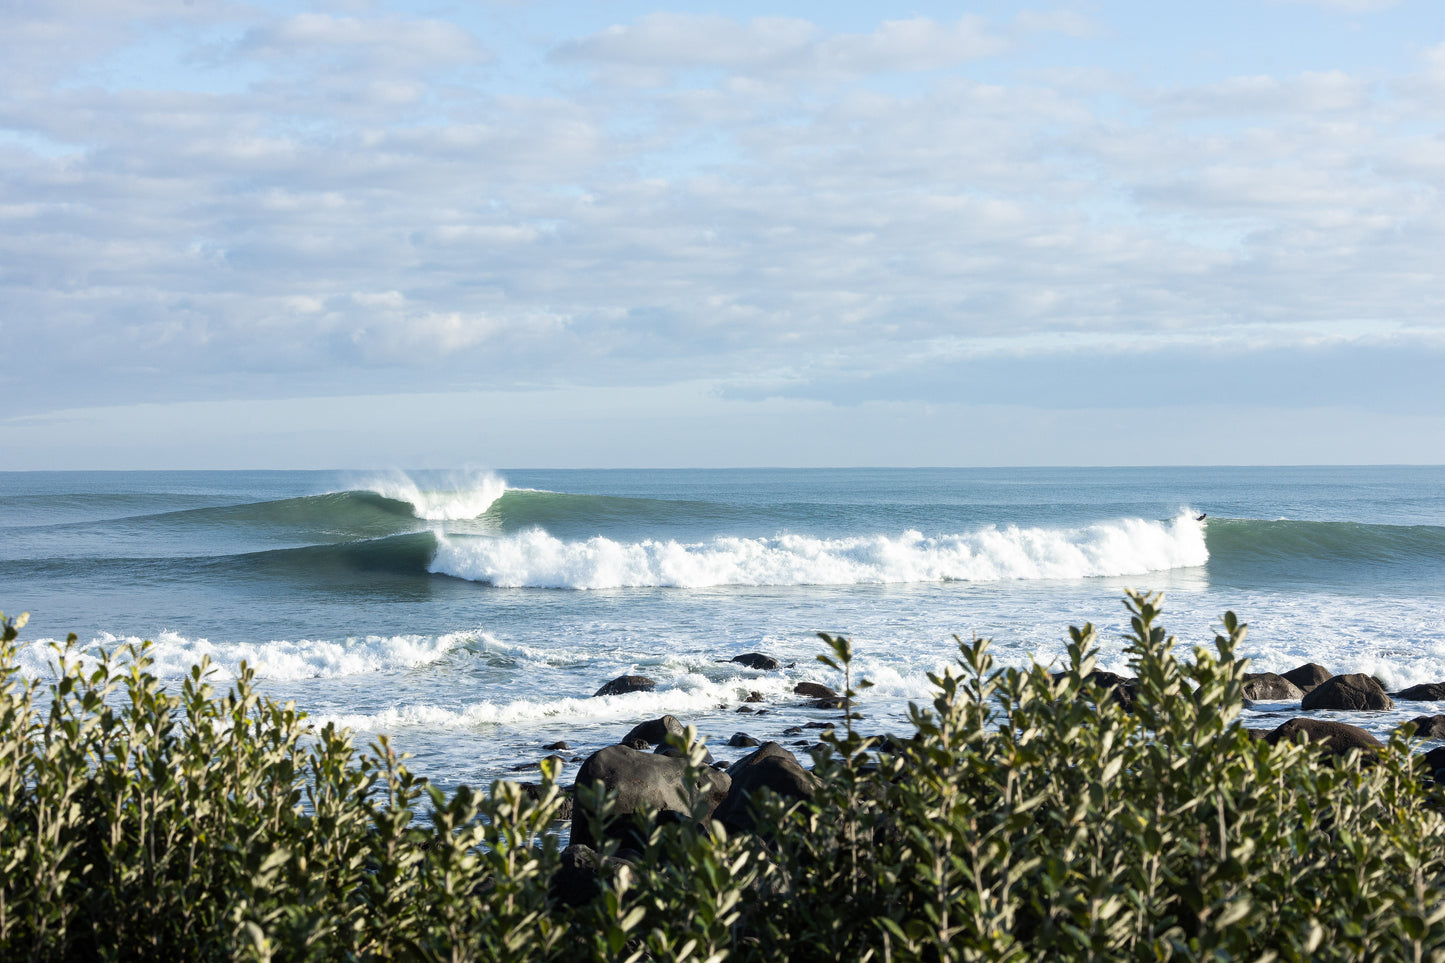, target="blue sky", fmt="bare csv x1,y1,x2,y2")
2,0,1442,468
